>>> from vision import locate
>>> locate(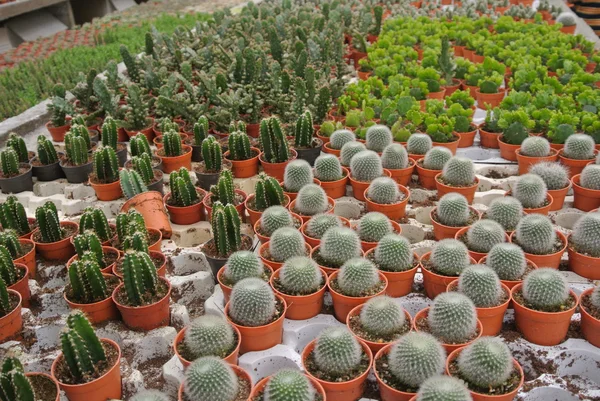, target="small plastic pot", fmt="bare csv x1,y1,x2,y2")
203,189,247,222
413,307,483,353
301,216,351,248
64,274,119,324
435,174,479,204
329,270,388,322
155,145,193,173
32,221,78,261
164,188,206,225
8,264,30,307
270,267,328,320
89,177,122,201
147,169,164,195
112,250,165,279
374,343,417,401
558,149,597,178
415,159,440,190
245,193,291,227
0,164,33,194
31,155,65,181
454,226,509,262
224,147,260,178
294,140,324,167
387,159,415,187
420,252,477,299
259,149,298,180
113,277,171,331
475,89,505,109
547,183,571,211
515,148,558,175
316,167,349,199
509,230,566,270
580,288,600,348
0,290,22,342
572,174,600,212
567,235,600,279
173,324,242,368
364,184,410,221
288,196,336,224
479,129,500,149
218,263,273,304
60,160,93,184
432,136,460,155
46,121,71,142
121,191,172,239
497,136,520,161
177,364,251,401
26,373,60,401
430,207,481,241
349,169,392,201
